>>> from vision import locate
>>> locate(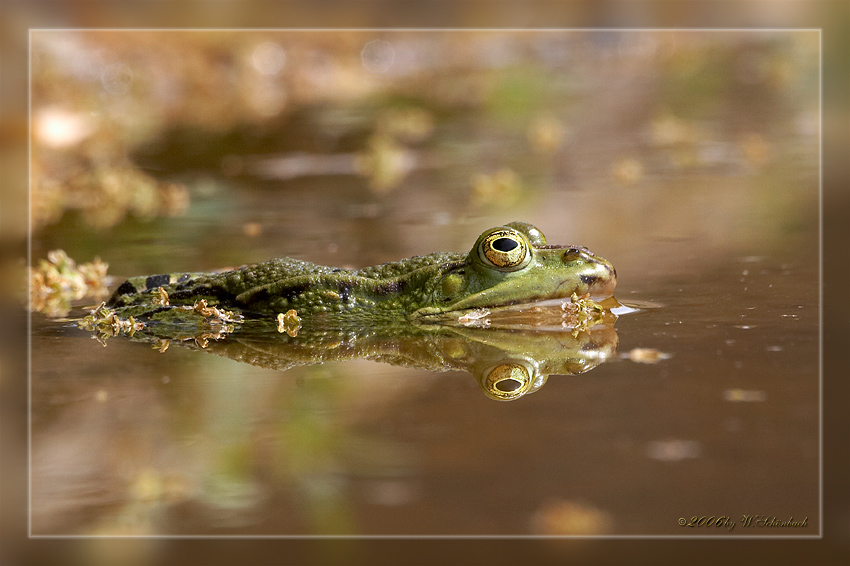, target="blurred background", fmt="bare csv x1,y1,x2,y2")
22,28,820,288
2,1,848,566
